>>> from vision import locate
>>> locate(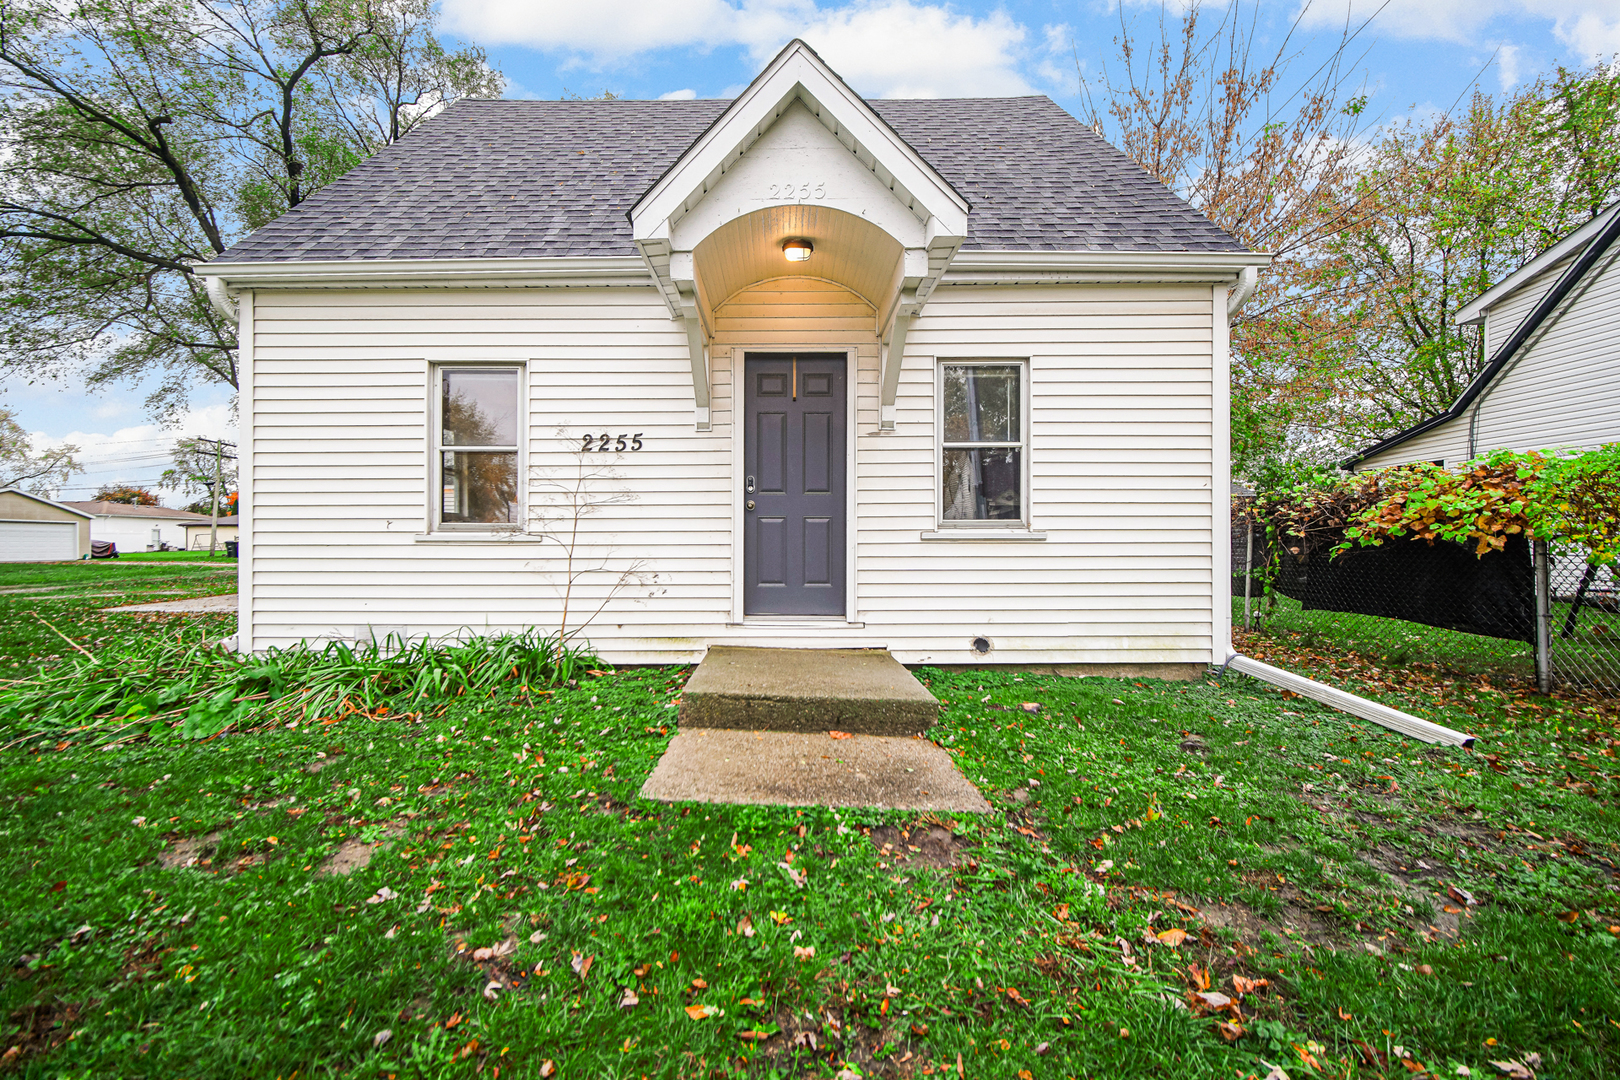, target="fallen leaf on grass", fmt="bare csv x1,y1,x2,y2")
1490,1056,1539,1079
829,731,852,740
793,945,815,960
737,915,755,938
570,951,593,982
737,1030,773,1042
1215,1021,1245,1042
482,980,501,1002
1448,886,1477,907
472,947,494,962
685,1004,718,1020
769,910,791,925
1198,991,1232,1010
372,1029,392,1049
1156,928,1188,946
1232,975,1269,994
619,988,638,1009
1555,911,1579,923
538,1061,556,1078
1337,1006,1353,1021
